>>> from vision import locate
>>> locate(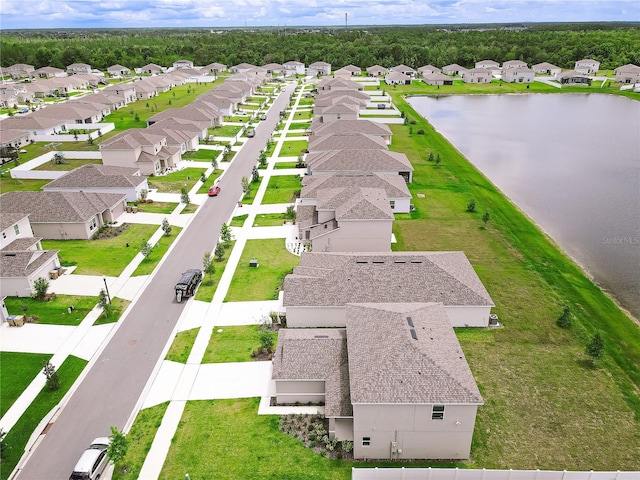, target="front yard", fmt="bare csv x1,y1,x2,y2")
3,295,99,327
147,167,207,193
260,175,302,204
278,140,308,157
202,325,277,363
